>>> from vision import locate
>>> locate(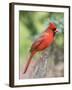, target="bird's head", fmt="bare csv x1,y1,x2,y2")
49,22,58,32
